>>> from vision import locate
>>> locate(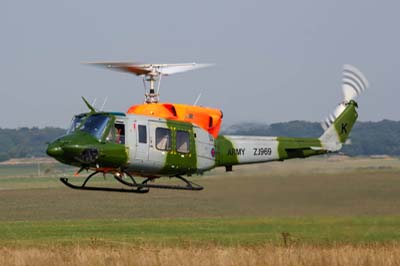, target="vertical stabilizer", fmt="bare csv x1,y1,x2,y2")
319,101,358,151
319,65,368,151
